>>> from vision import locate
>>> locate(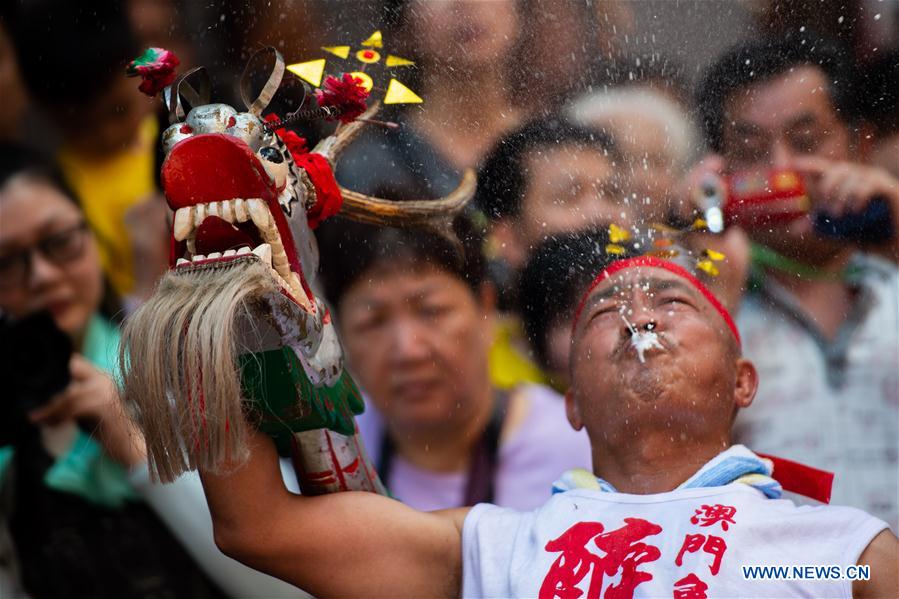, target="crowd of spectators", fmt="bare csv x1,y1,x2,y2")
0,0,896,596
